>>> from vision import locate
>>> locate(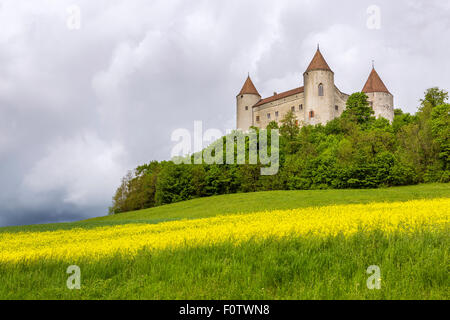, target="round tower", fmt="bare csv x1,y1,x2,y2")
362,66,394,123
303,47,335,125
236,75,261,131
